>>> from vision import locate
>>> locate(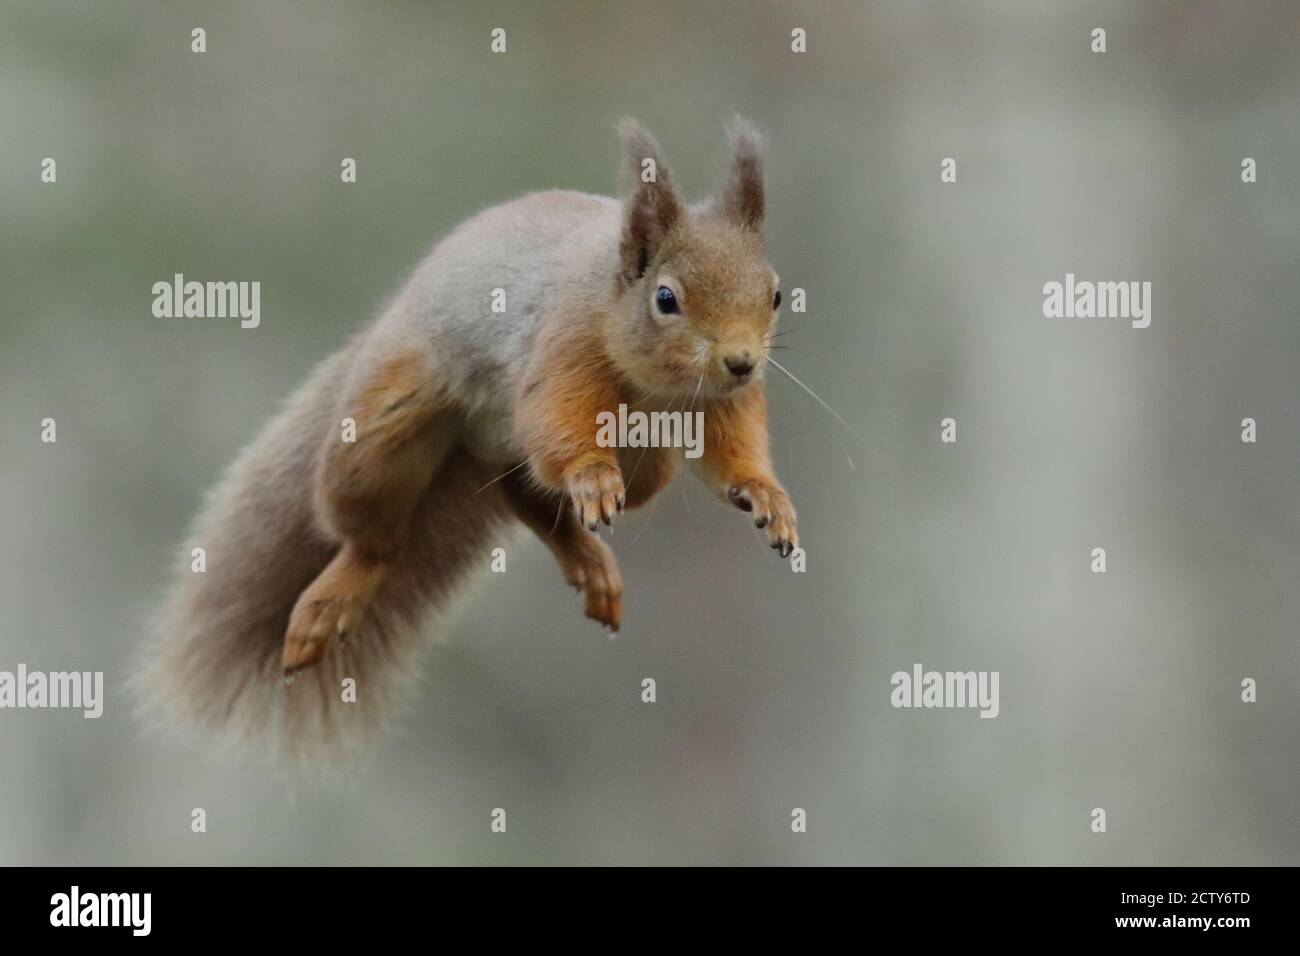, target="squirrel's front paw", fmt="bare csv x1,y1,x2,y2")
727,479,798,558
565,461,625,531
